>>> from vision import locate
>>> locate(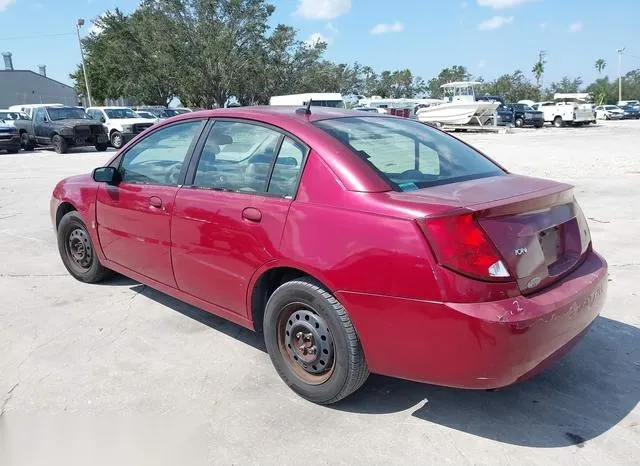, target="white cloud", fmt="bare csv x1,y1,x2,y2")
326,22,338,35
370,21,404,35
477,0,537,9
0,0,16,12
539,22,547,29
568,21,582,33
295,0,351,20
305,32,329,47
89,15,106,35
477,15,513,30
